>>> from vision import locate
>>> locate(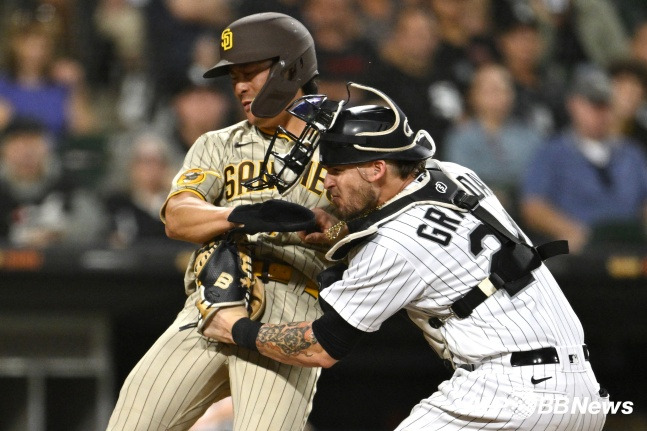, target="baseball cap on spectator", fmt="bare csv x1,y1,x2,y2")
569,66,612,105
492,1,539,36
1,116,48,142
